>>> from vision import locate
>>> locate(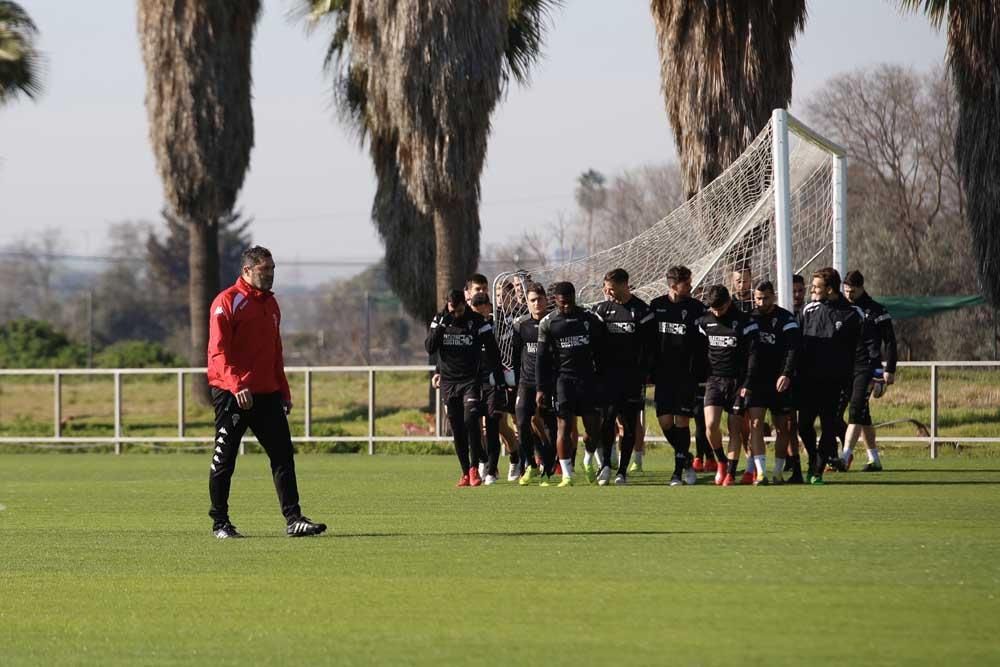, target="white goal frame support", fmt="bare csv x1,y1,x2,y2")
771,109,848,311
